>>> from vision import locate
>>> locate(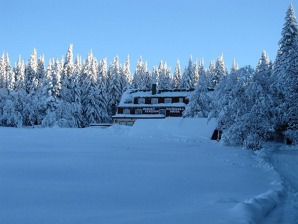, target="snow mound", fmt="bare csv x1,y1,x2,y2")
231,181,284,224
130,117,217,140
